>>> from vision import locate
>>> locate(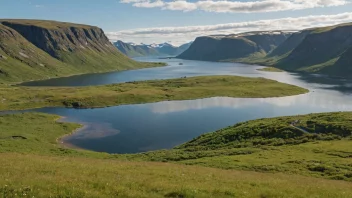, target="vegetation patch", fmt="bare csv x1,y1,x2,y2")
0,75,308,110
257,67,284,72
1,112,352,197
128,112,352,182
